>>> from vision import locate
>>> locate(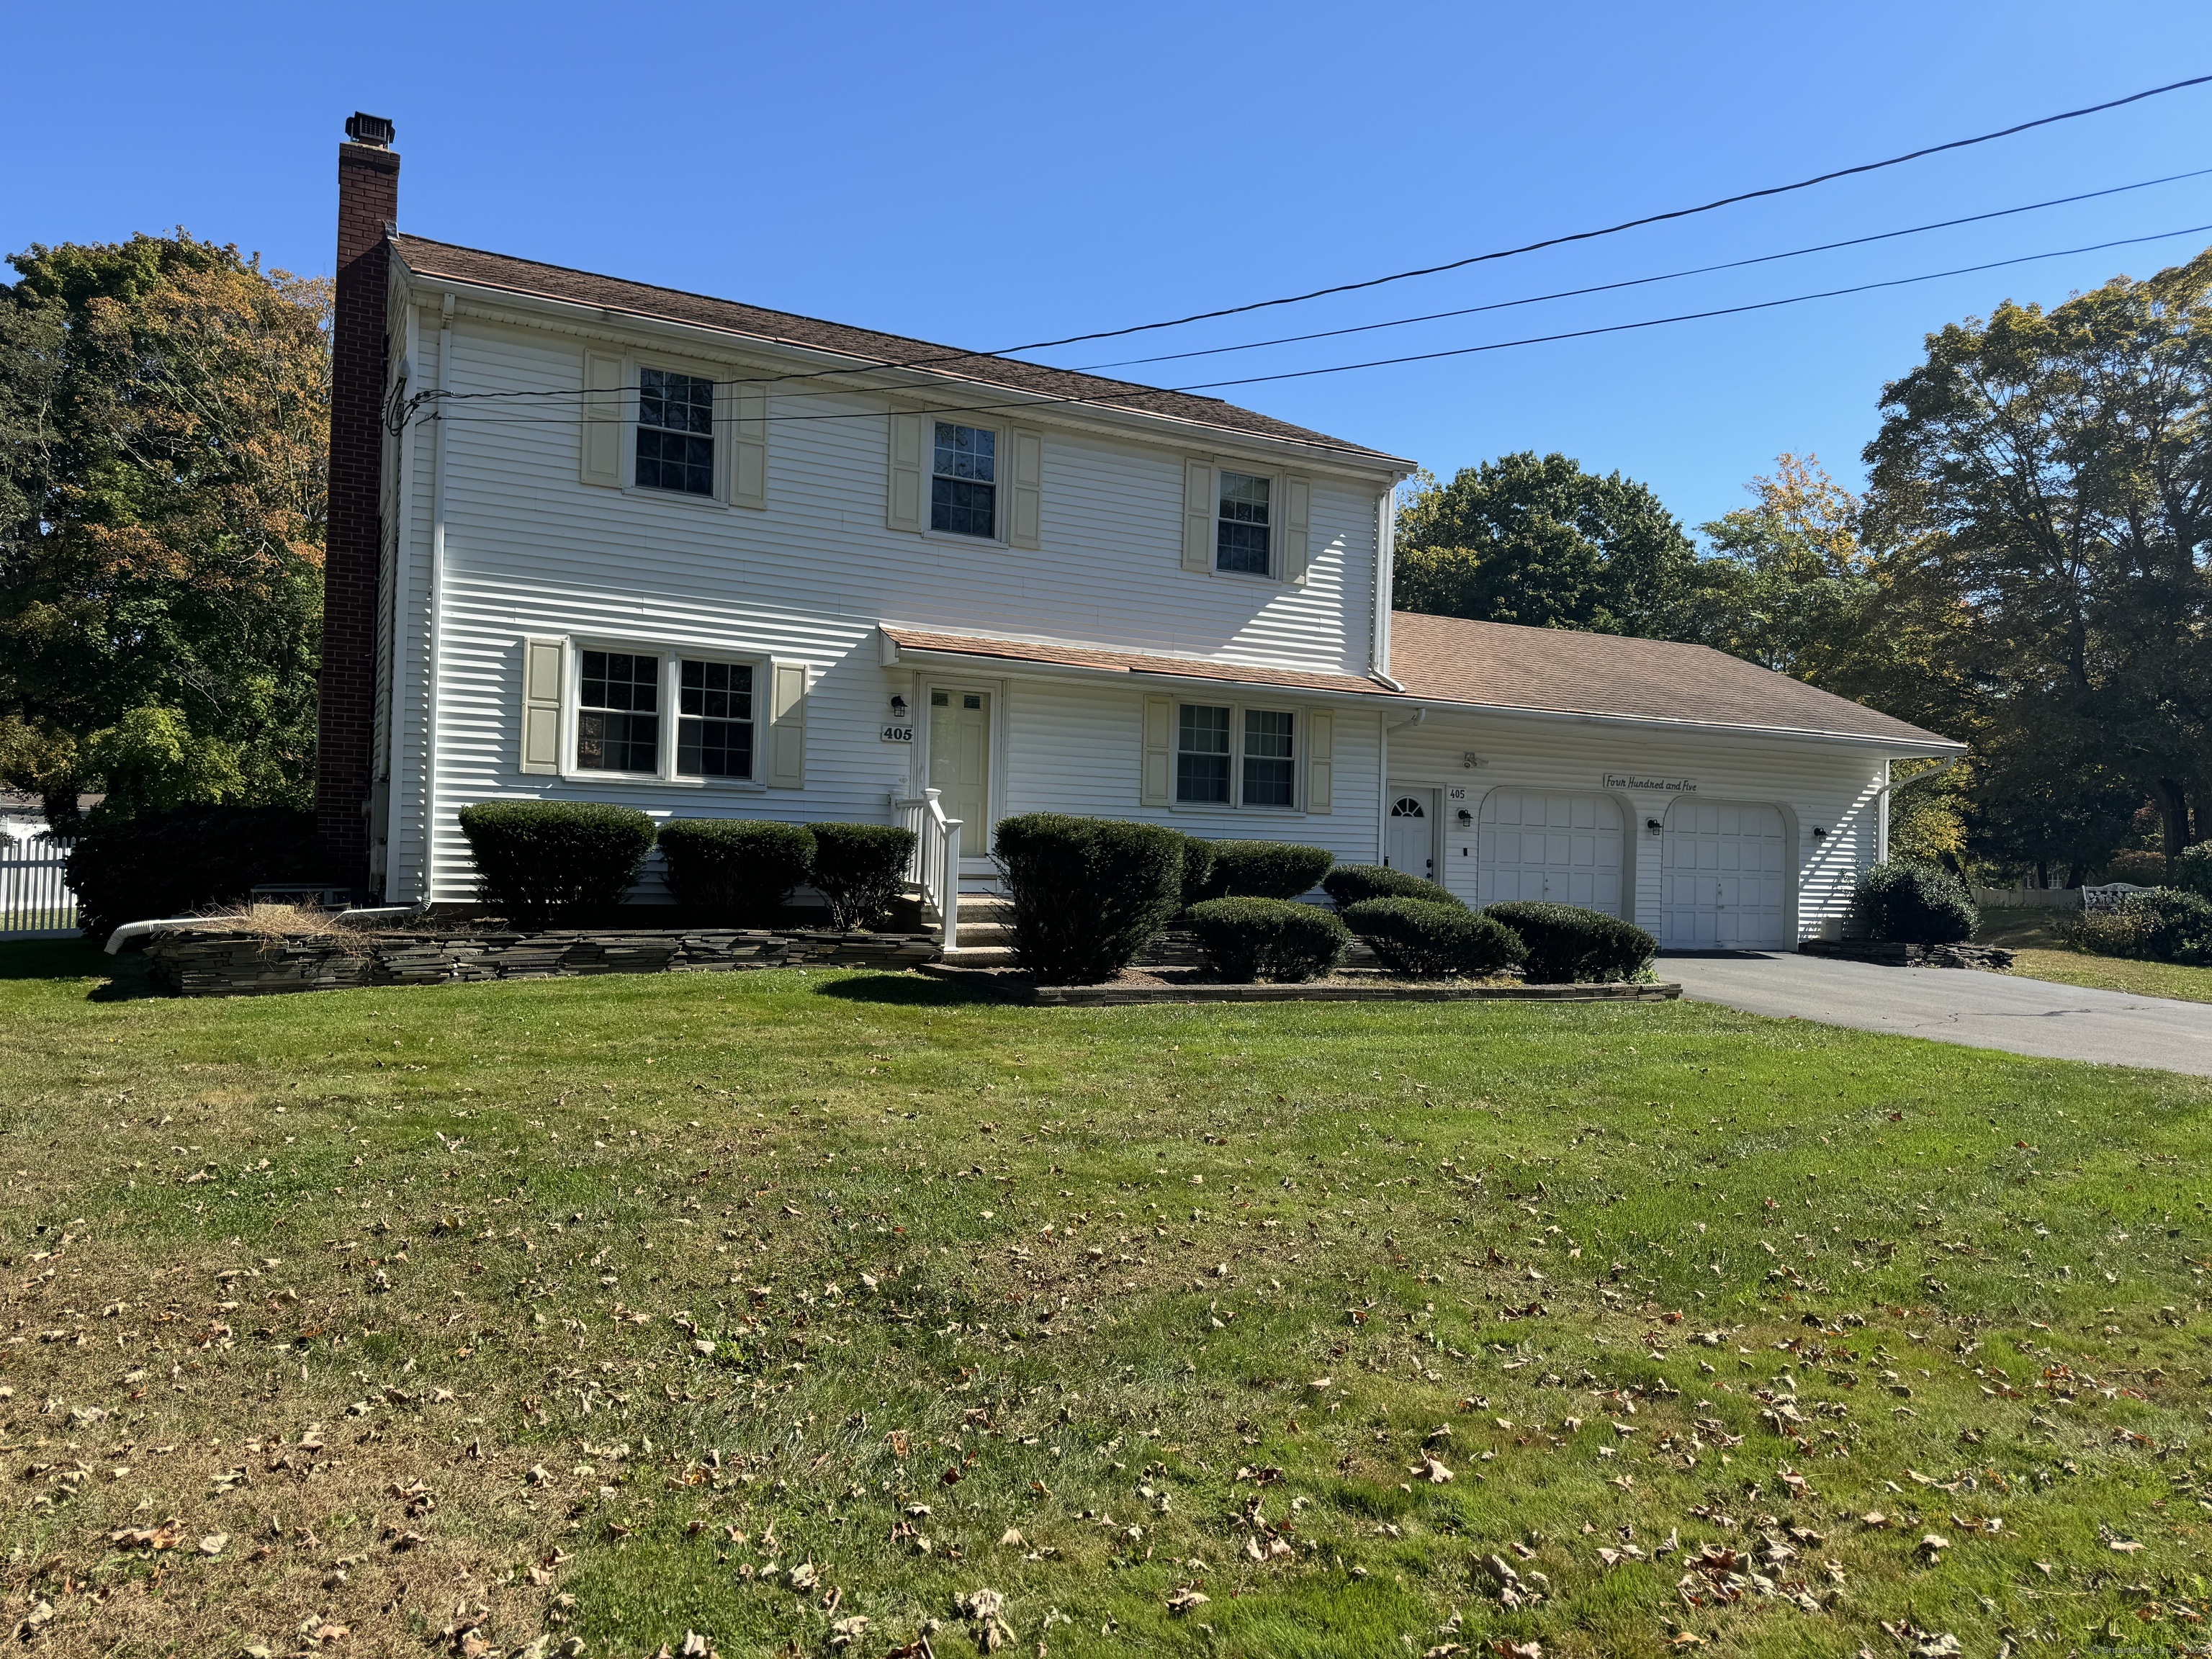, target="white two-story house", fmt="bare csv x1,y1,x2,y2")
322,116,1959,951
